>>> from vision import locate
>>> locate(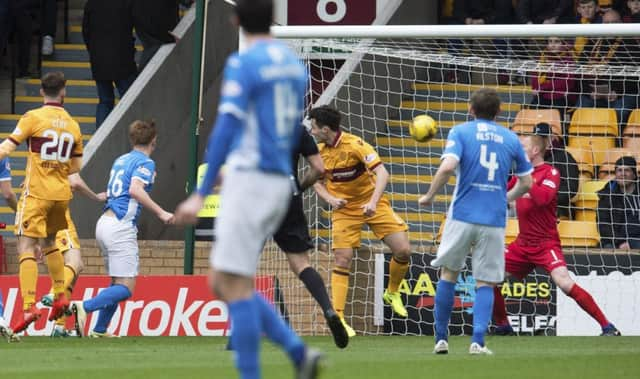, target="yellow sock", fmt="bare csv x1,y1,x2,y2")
63,264,78,294
331,266,350,318
387,256,409,293
19,252,38,310
44,248,65,296
55,314,67,327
